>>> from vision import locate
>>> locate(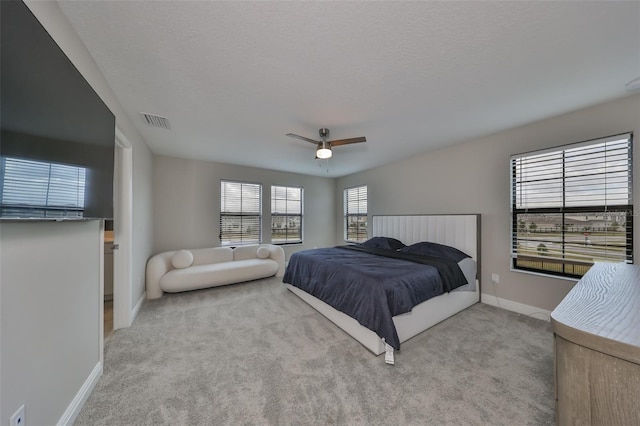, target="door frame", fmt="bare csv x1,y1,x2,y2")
113,127,133,330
